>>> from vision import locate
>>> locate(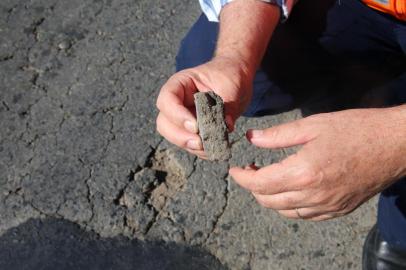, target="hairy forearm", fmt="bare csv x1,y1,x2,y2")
366,104,406,181
215,0,280,78
388,104,406,177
